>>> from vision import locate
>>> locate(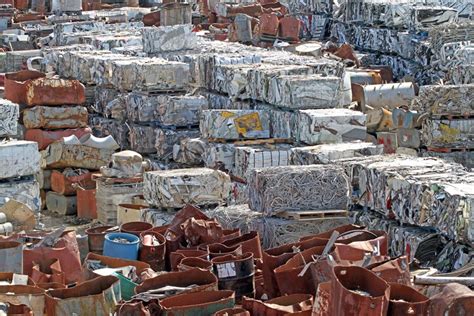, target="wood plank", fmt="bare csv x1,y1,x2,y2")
276,210,349,220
